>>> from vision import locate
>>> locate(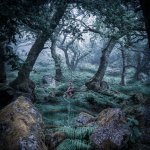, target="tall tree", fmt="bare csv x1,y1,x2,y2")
58,32,90,71
84,0,143,91
139,0,150,48
119,46,126,86
0,41,6,85
8,0,111,94
1,0,145,95
50,35,63,81
85,37,117,90
10,1,68,96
